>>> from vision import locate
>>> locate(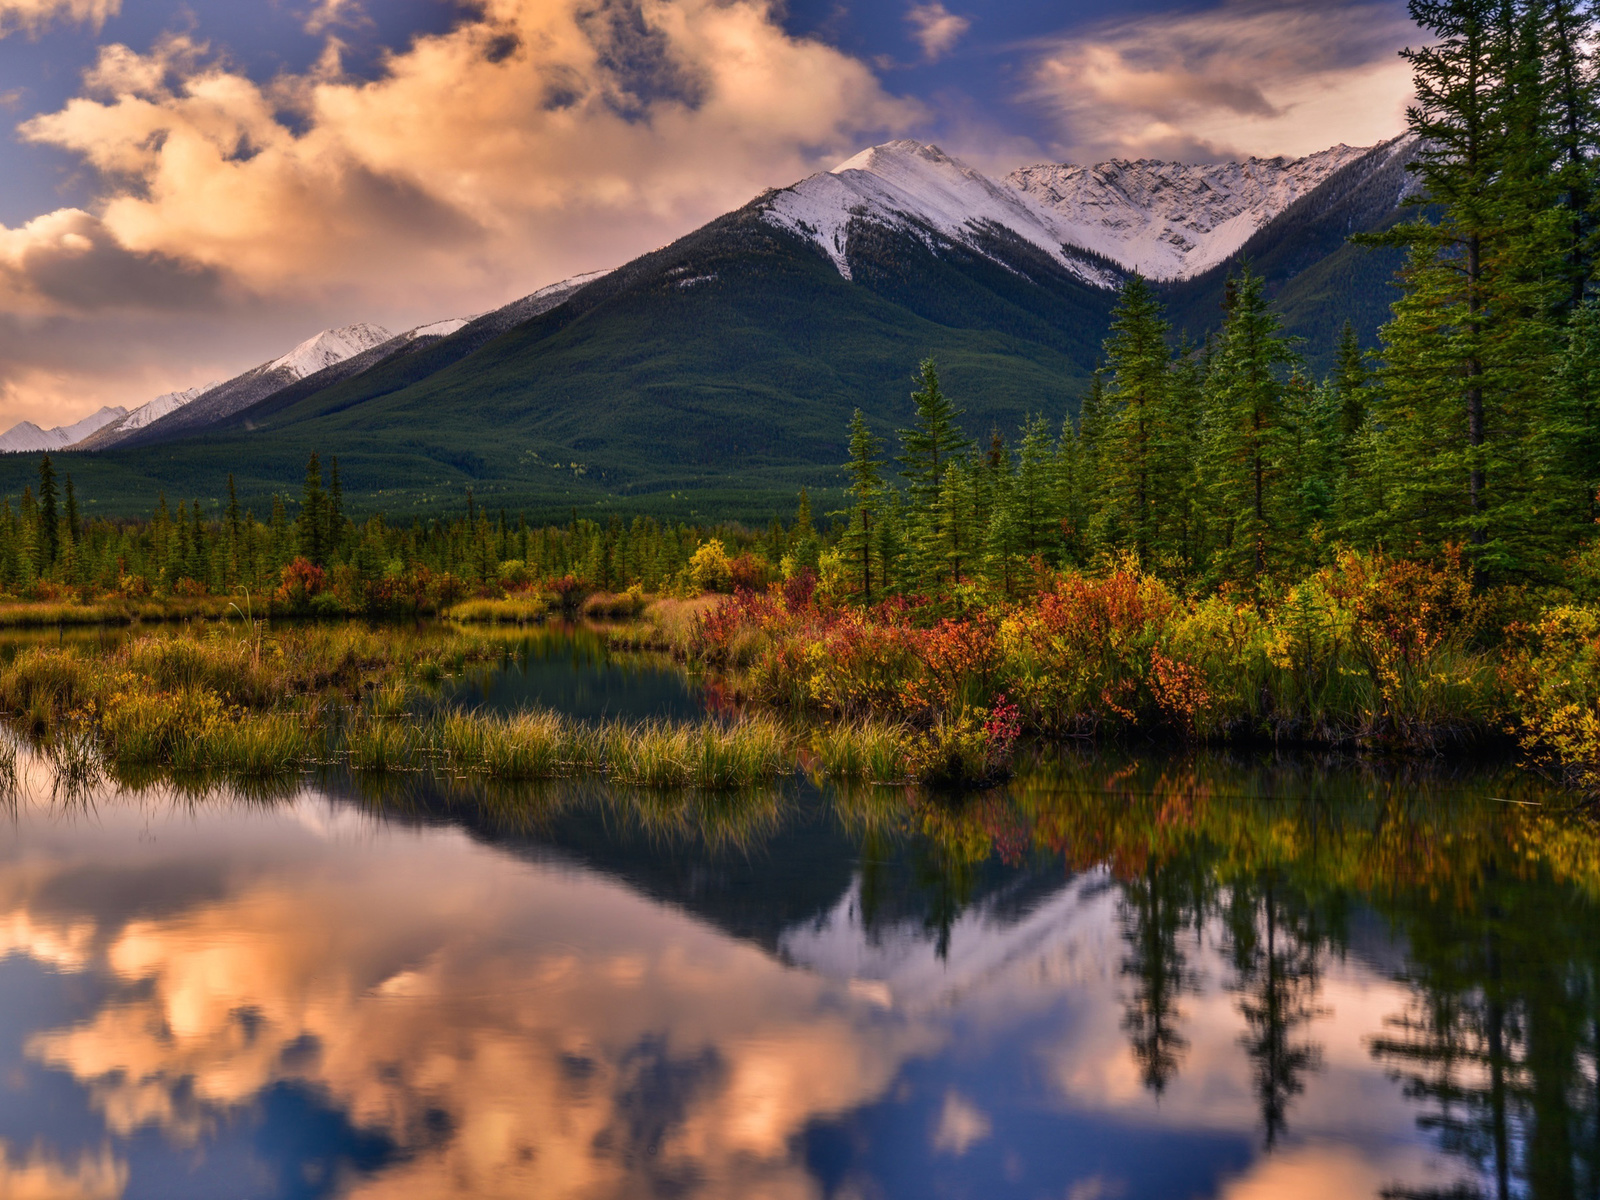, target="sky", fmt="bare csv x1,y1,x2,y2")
0,0,1419,431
